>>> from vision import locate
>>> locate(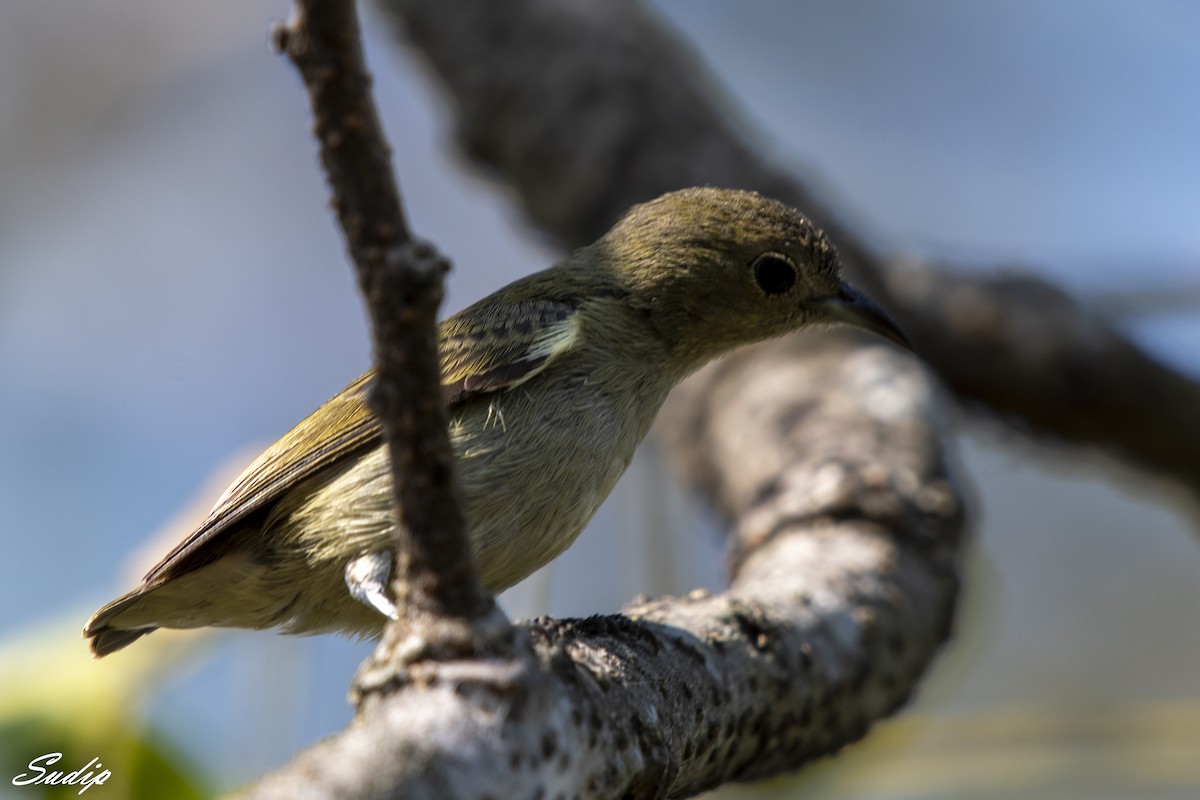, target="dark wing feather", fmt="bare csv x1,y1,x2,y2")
142,297,579,583
143,371,380,581
439,299,579,405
